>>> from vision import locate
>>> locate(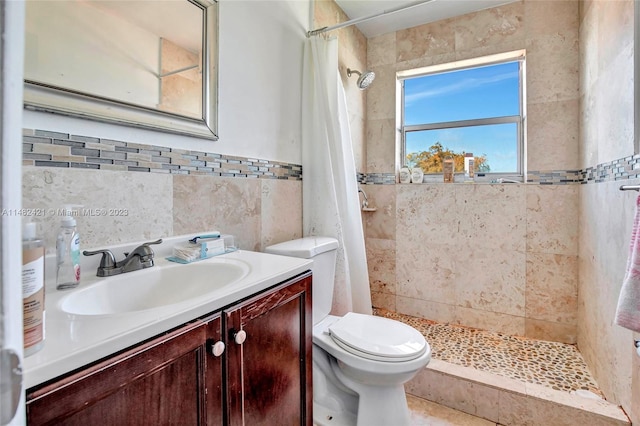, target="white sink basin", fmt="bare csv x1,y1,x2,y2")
60,259,250,316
